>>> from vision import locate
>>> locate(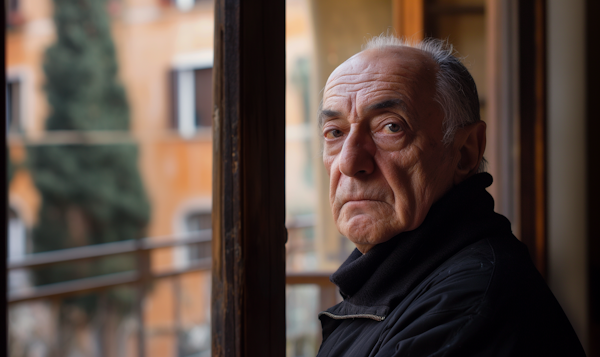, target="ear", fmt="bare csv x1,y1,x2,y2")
452,121,486,185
